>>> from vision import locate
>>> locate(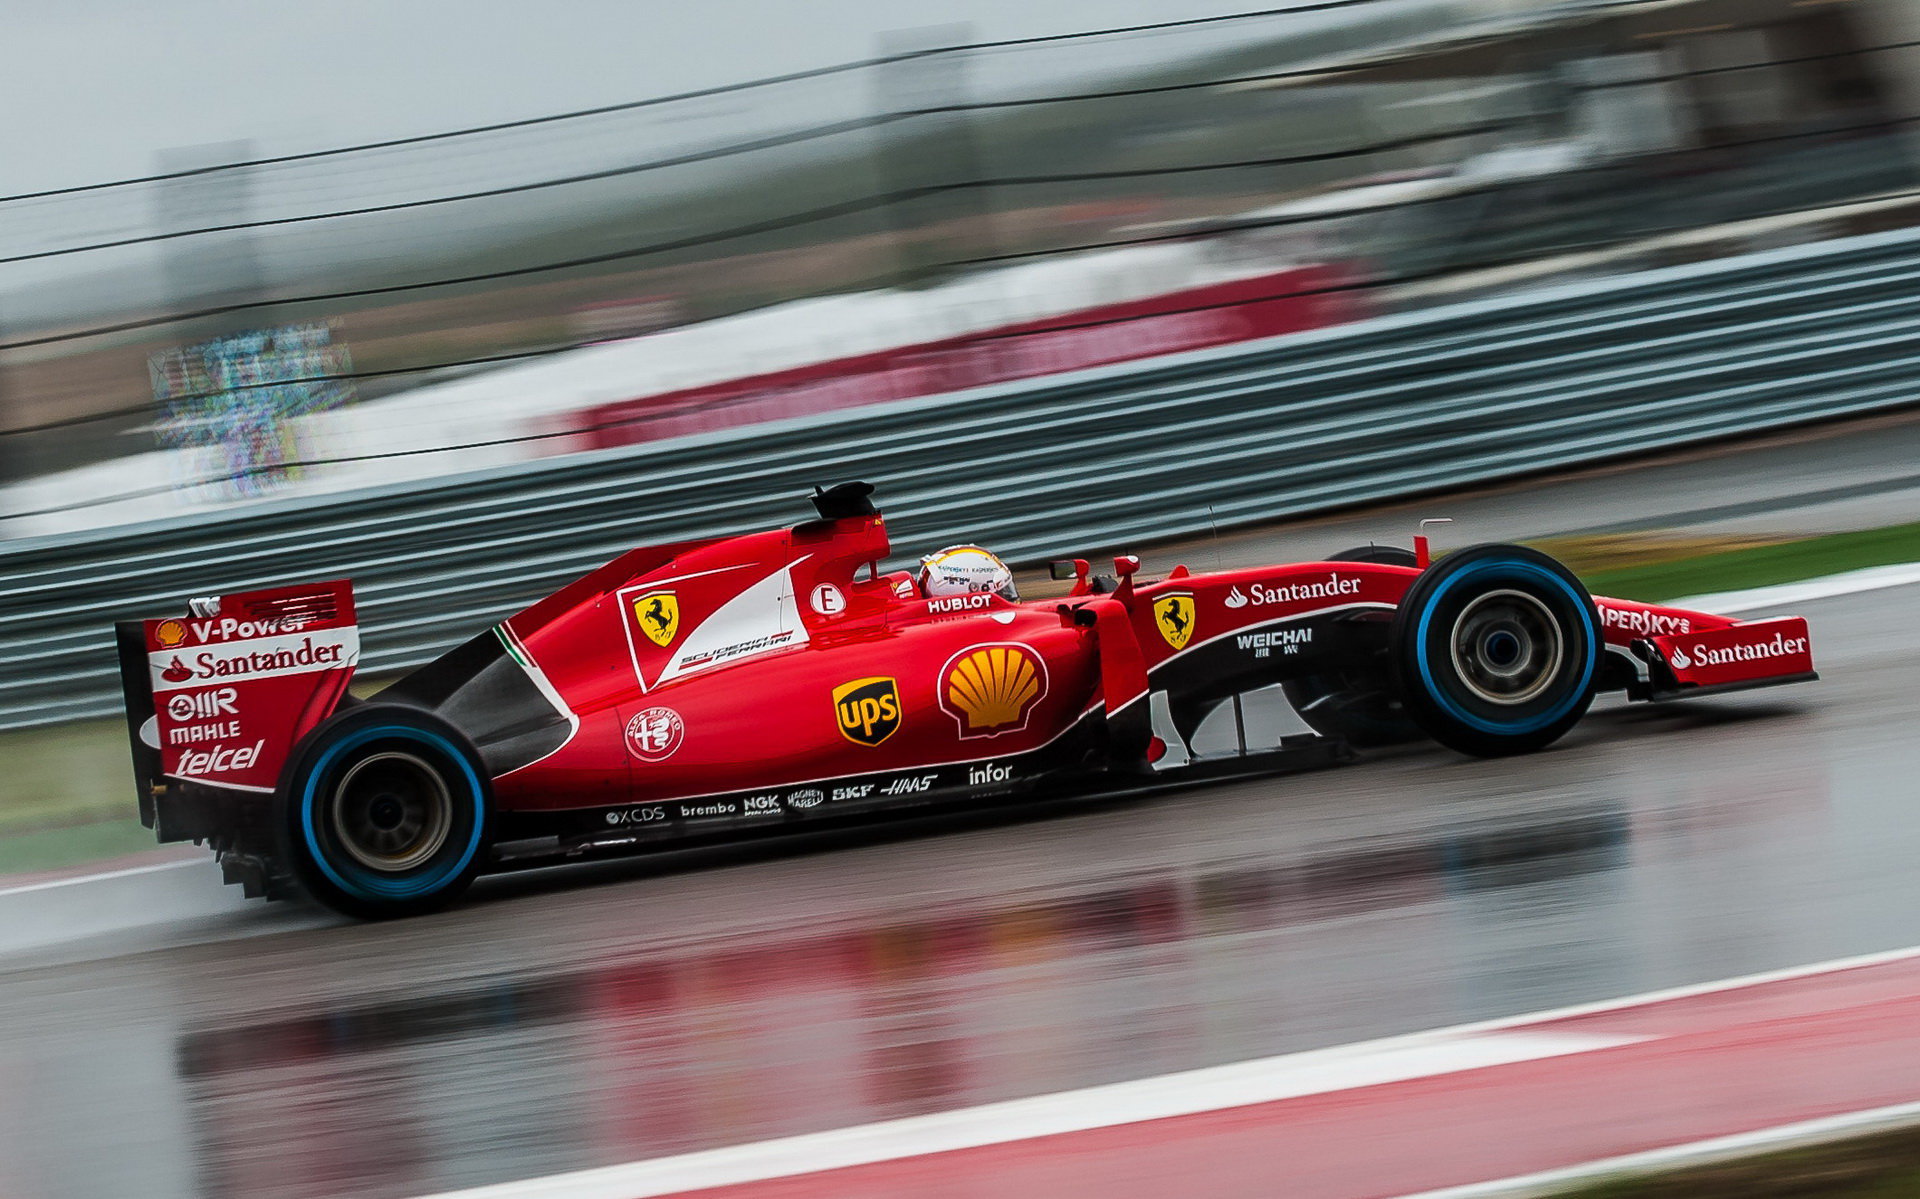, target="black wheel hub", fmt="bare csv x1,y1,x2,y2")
330,751,455,873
